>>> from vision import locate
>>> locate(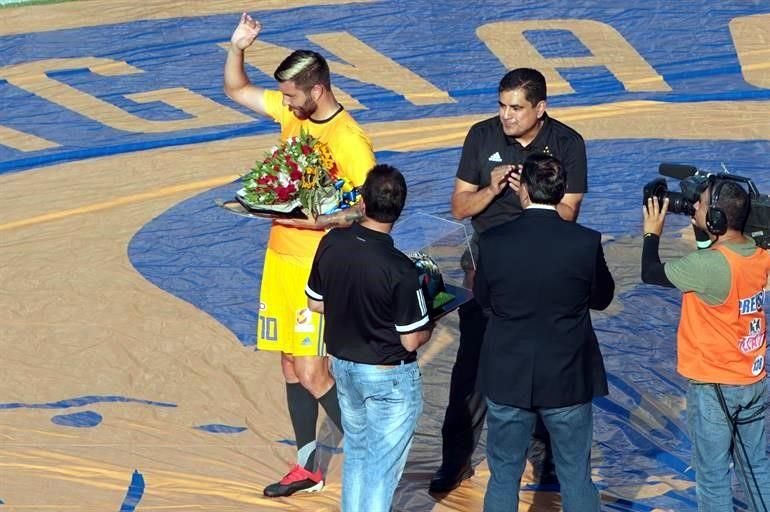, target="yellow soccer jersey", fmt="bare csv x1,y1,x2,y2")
263,90,375,255
257,89,375,353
